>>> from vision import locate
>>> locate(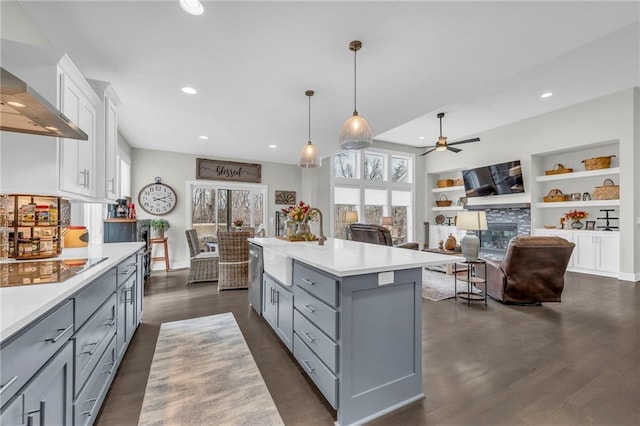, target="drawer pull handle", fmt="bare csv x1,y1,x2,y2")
26,414,34,426
101,369,112,375
301,359,315,374
82,342,99,355
303,304,316,314
0,375,18,394
27,400,45,426
105,317,116,327
45,324,73,343
303,332,316,344
301,278,316,286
